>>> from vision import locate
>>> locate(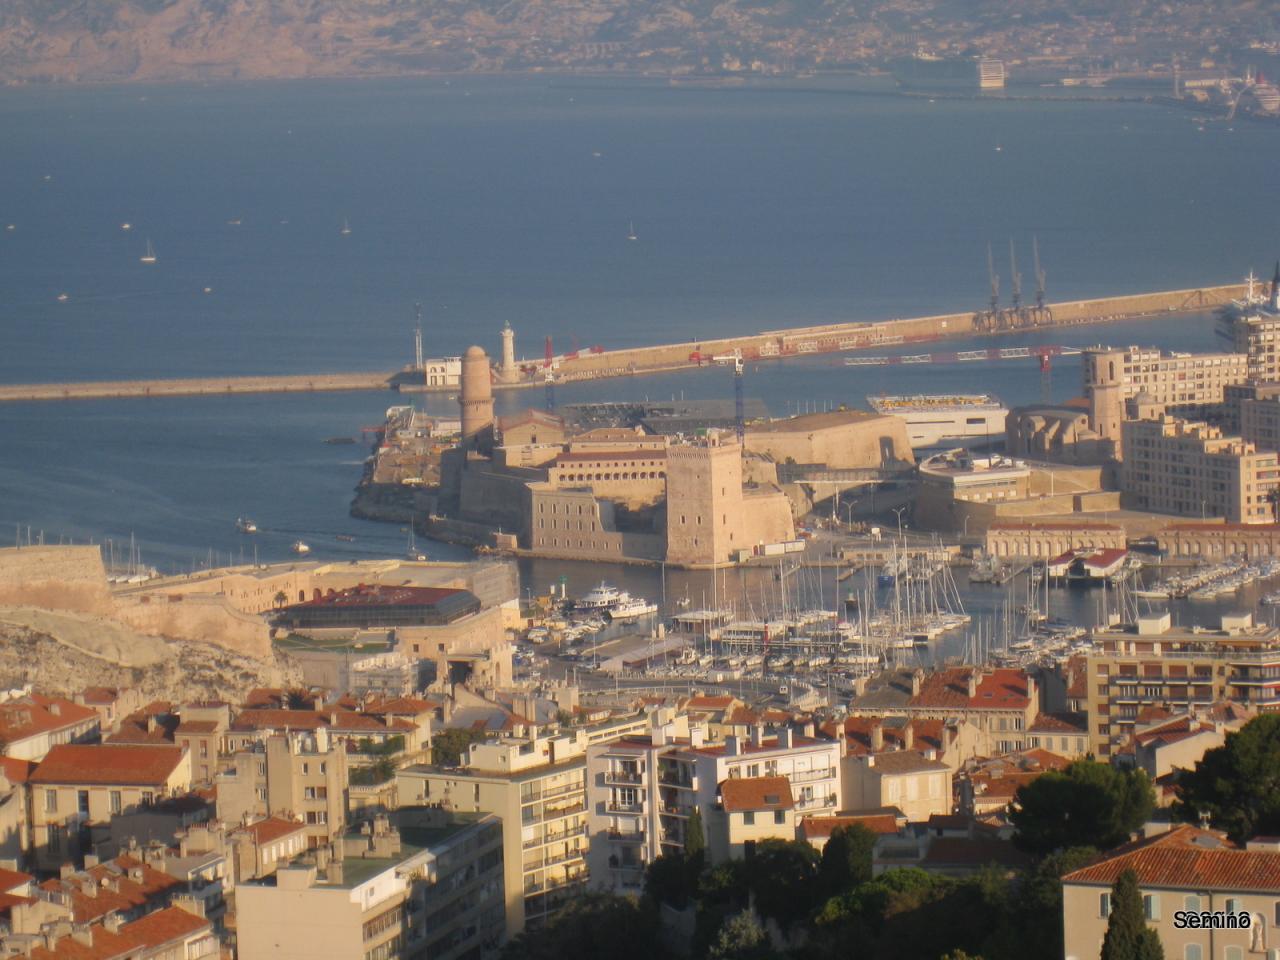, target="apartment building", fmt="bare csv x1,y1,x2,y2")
0,905,218,960
842,751,952,822
396,730,589,937
849,667,1039,756
1121,416,1280,523
29,745,191,871
1083,346,1249,455
712,776,797,861
1062,825,1280,960
1083,612,1280,757
586,714,841,893
216,731,348,848
236,812,504,960
0,695,101,762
